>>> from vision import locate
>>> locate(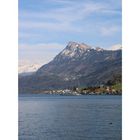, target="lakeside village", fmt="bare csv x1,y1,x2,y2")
41,84,122,96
